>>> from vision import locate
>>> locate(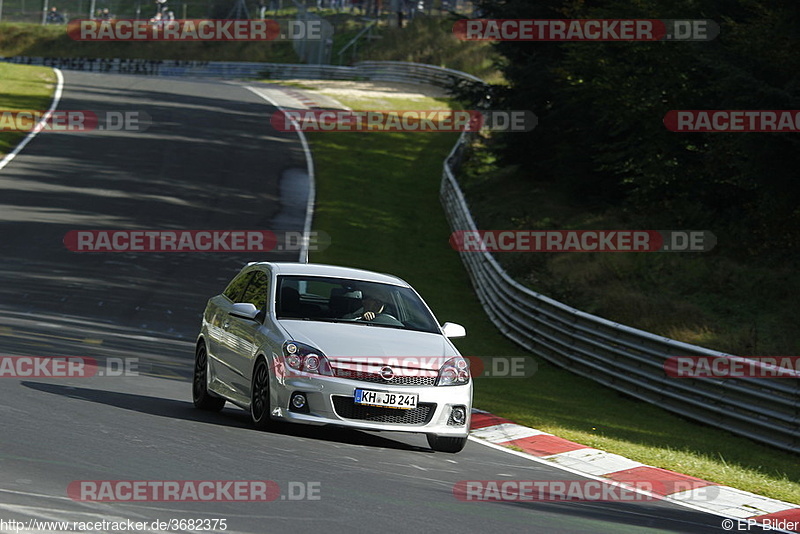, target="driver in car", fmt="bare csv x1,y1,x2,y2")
345,291,400,324
358,293,385,321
